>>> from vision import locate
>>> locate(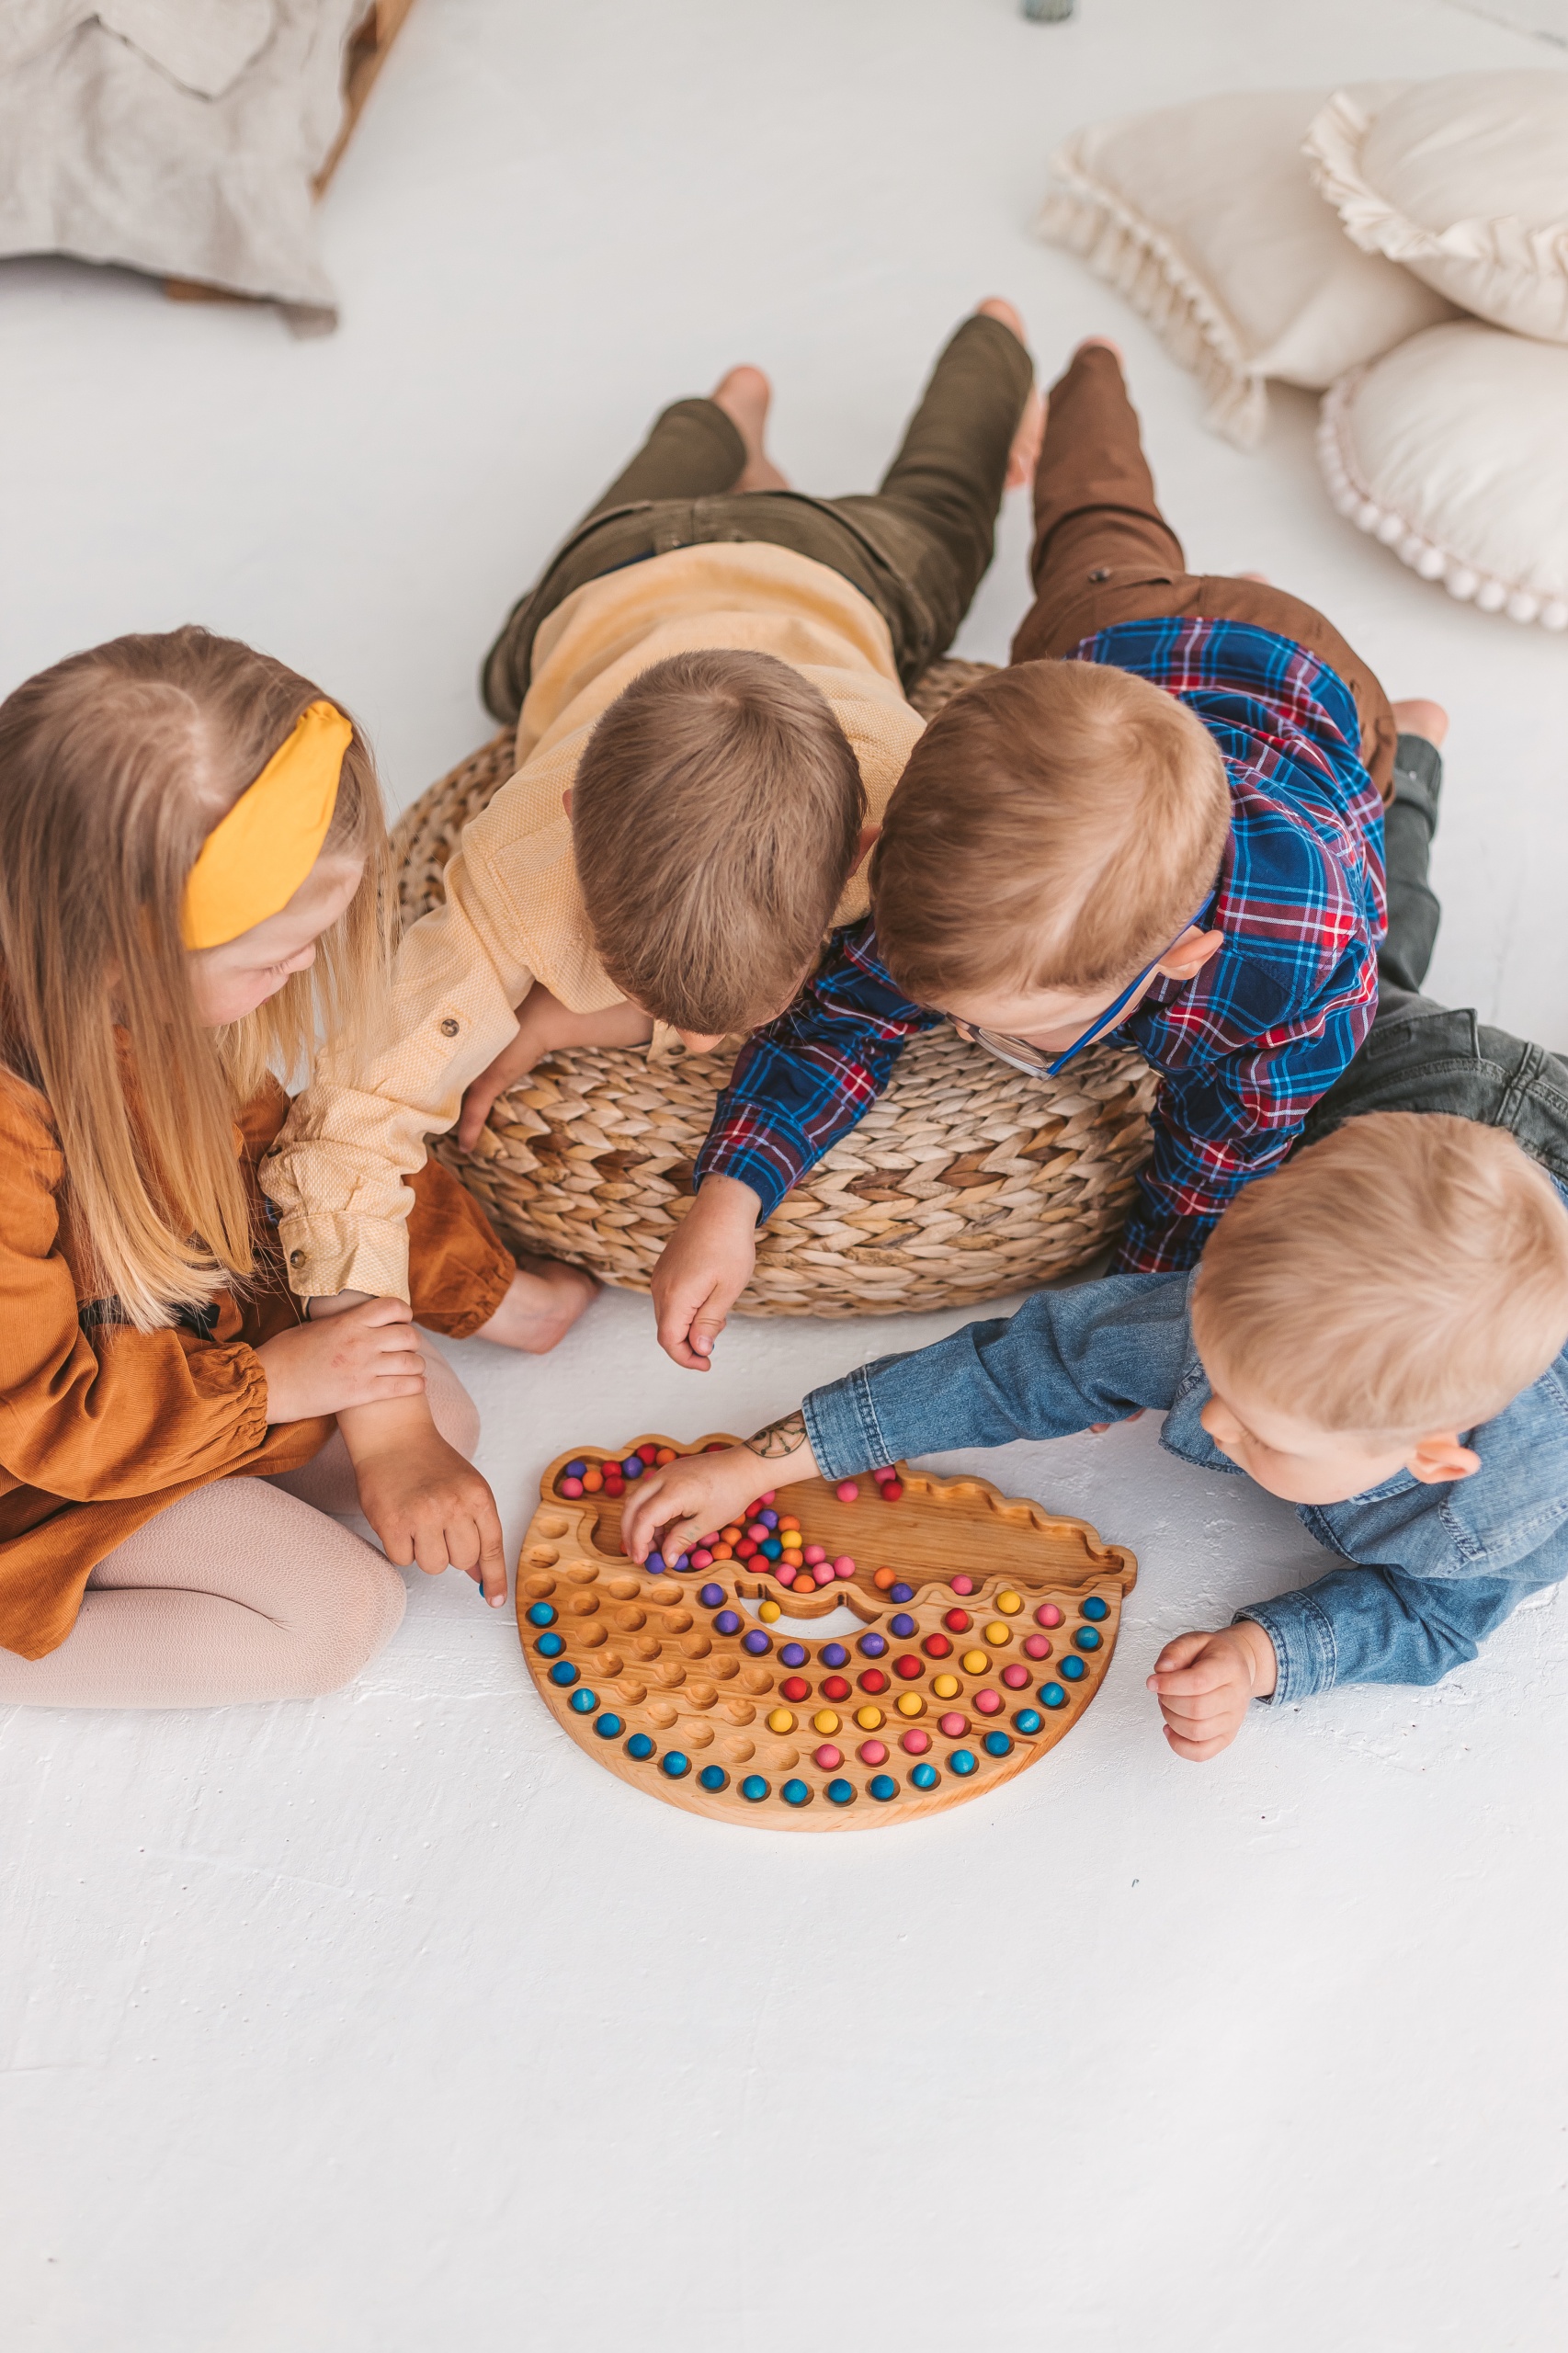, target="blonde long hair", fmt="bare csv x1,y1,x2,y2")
0,627,393,1330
